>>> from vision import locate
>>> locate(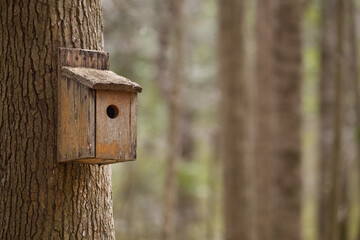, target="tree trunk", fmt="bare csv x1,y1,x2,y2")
346,1,360,239
162,1,185,240
218,0,249,239
272,1,302,239
123,165,136,240
177,111,198,240
319,0,338,239
335,0,357,238
329,0,345,239
0,1,115,239
349,1,360,238
254,0,276,239
155,0,171,100
206,150,217,240
319,0,357,239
